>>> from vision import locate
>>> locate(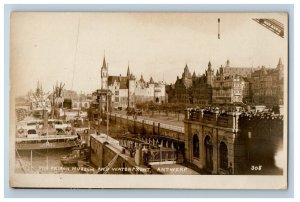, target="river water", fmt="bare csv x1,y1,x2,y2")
15,148,84,174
